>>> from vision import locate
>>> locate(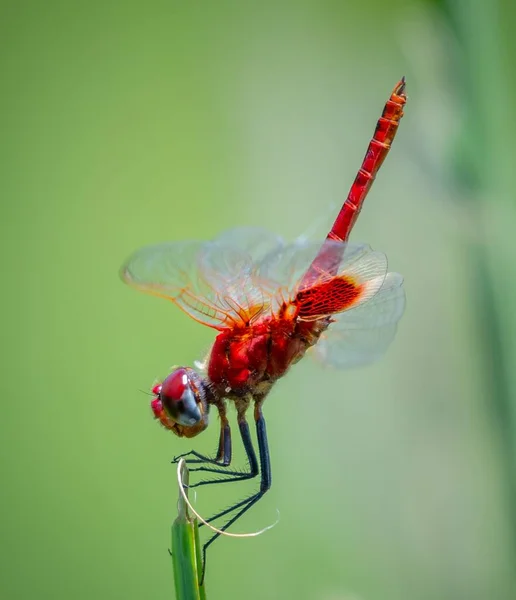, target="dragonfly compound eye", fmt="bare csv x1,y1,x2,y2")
159,368,202,427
